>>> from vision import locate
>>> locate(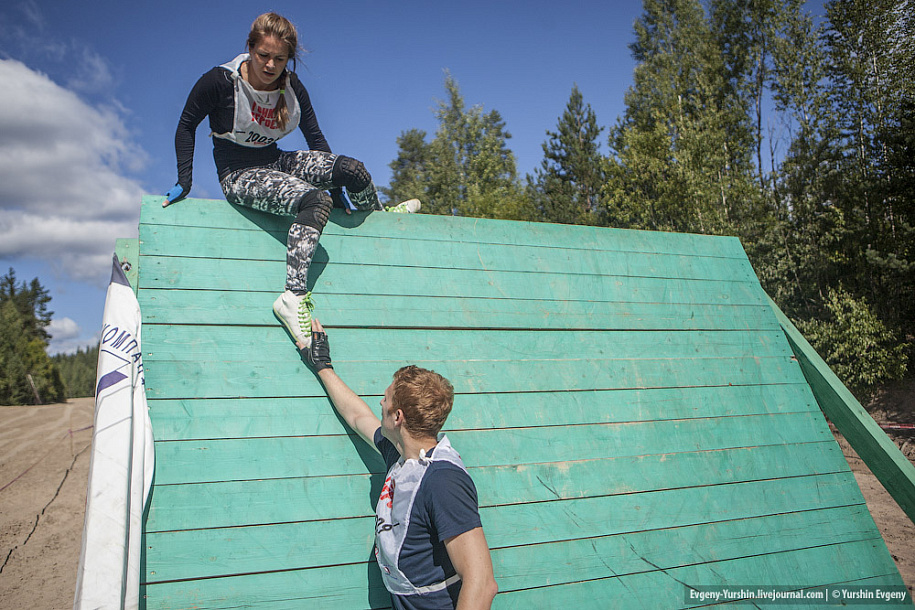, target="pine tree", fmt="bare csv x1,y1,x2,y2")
0,301,32,405
716,0,832,316
605,0,760,235
709,0,812,191
0,268,53,342
52,344,100,398
382,129,432,206
821,0,915,336
533,85,606,225
386,74,527,219
0,269,65,405
754,0,911,388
